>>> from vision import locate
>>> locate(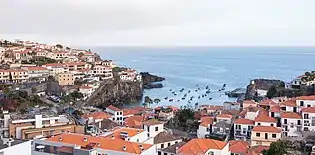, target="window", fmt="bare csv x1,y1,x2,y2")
257,123,261,126
256,133,260,137
168,143,171,147
272,134,277,138
158,151,161,155
304,114,309,119
307,105,311,107
147,126,150,132
284,119,287,124
208,151,214,155
298,120,301,125
271,124,274,127
300,101,304,106
161,144,164,149
155,126,159,131
164,153,167,155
